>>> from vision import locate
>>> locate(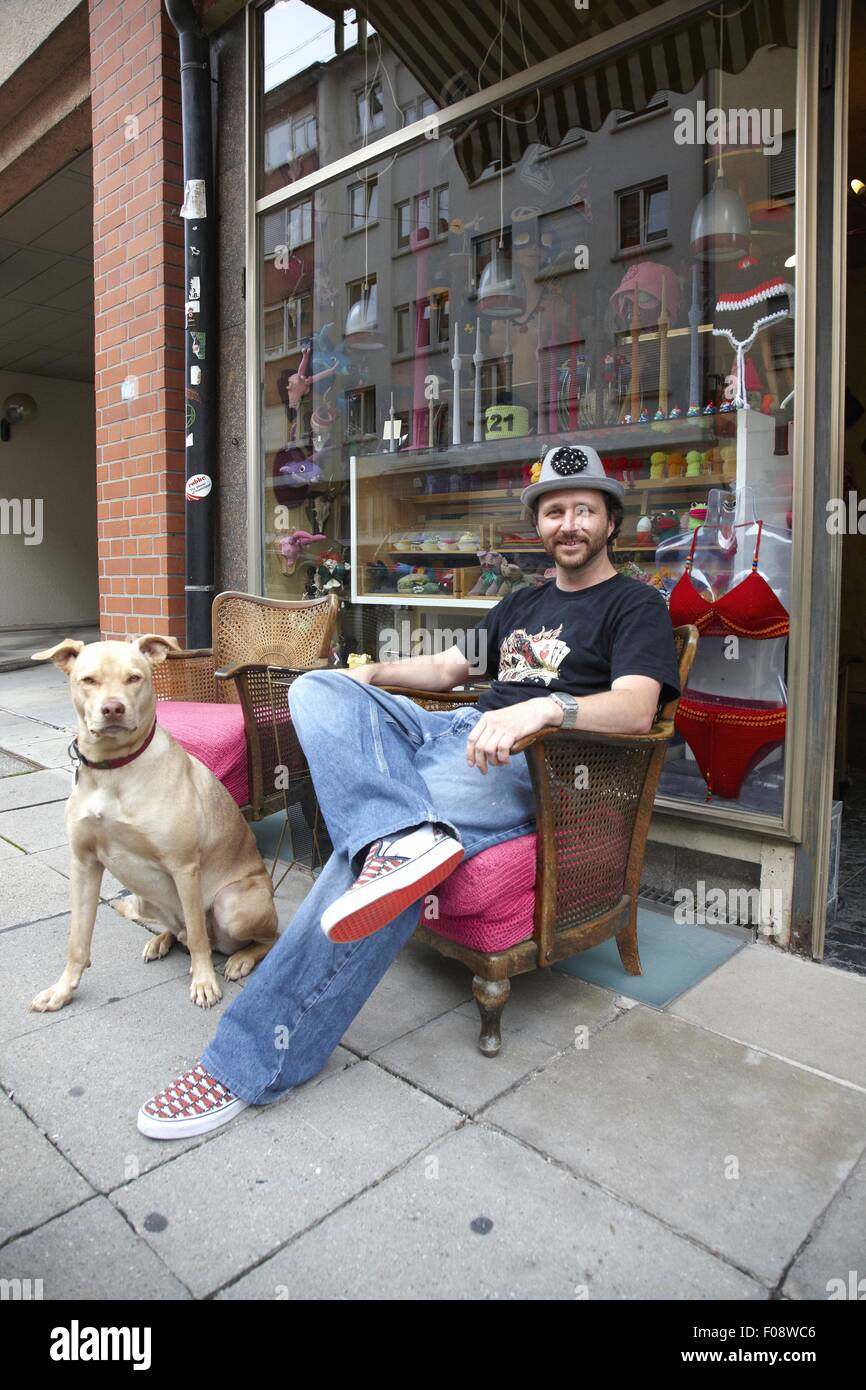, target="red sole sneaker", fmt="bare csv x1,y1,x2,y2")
322,841,464,942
